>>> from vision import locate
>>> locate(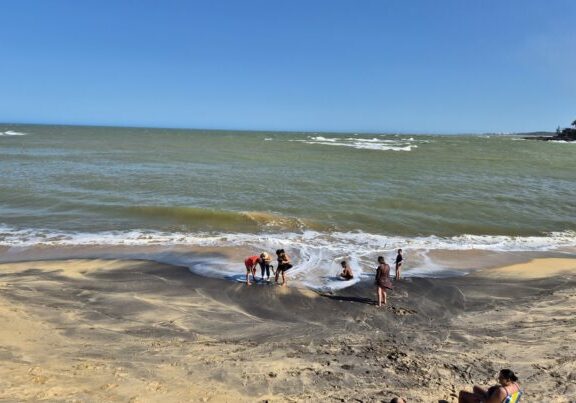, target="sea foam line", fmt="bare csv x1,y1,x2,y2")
1,225,574,252
283,135,425,151
1,225,574,290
